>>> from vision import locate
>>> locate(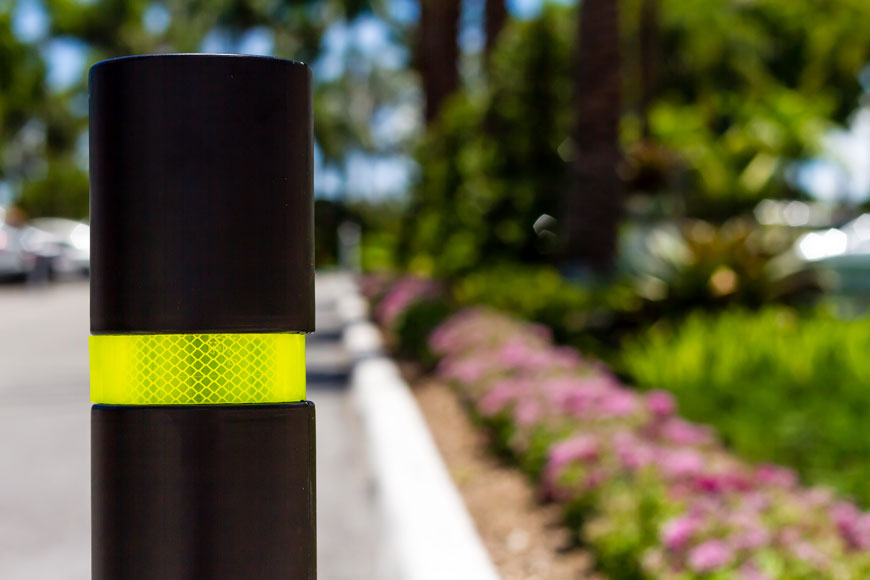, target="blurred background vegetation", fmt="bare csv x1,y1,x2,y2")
2,0,869,507
0,0,422,223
